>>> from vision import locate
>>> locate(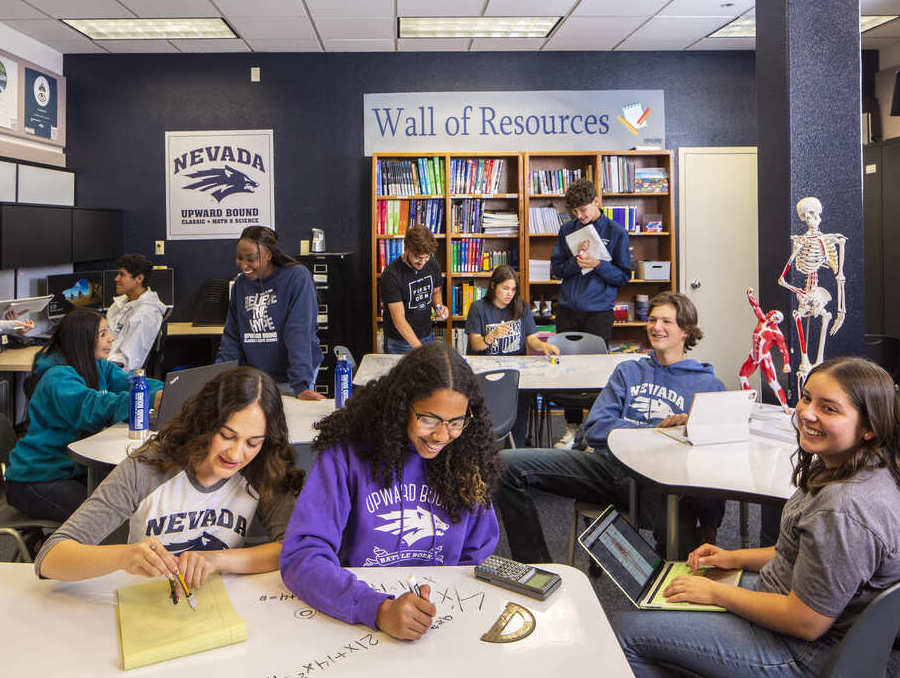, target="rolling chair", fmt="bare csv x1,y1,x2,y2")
0,414,60,562
143,306,174,380
475,369,519,448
